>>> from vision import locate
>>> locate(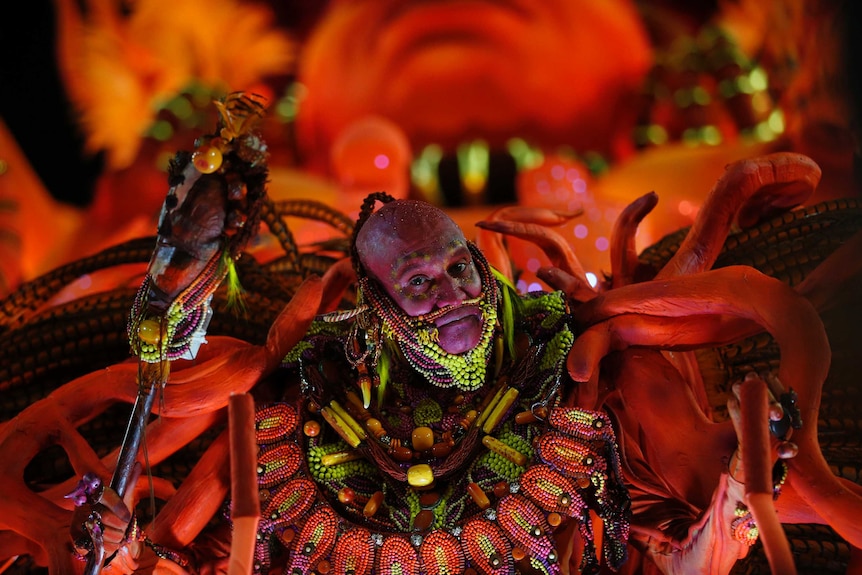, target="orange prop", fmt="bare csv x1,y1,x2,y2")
228,393,260,575
739,375,796,575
